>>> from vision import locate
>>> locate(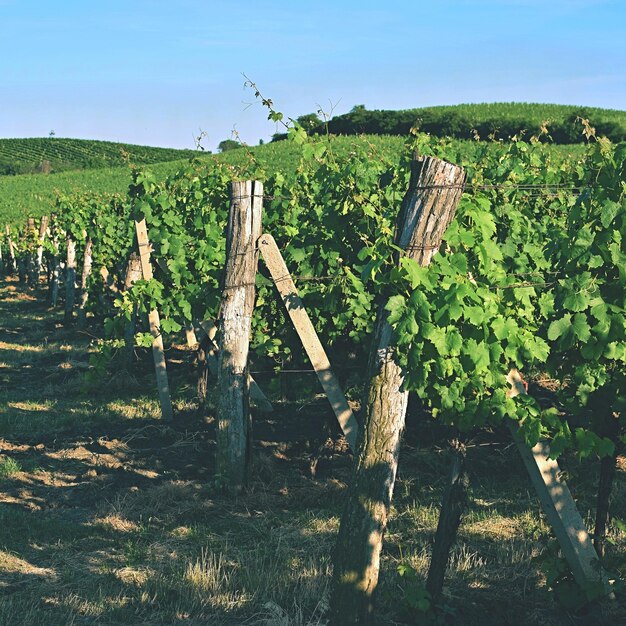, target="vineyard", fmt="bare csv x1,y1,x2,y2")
0,120,625,625
0,137,199,176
